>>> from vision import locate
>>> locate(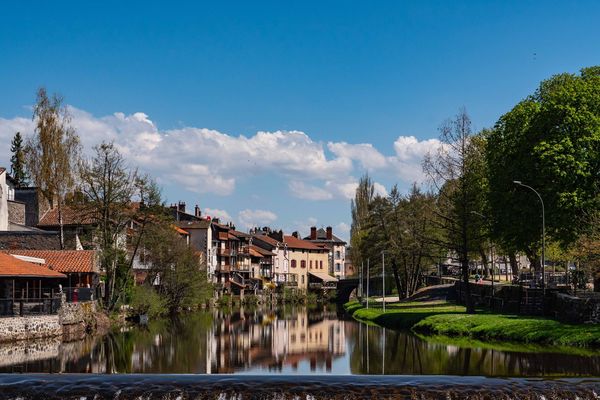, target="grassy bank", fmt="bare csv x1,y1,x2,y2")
345,300,600,348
